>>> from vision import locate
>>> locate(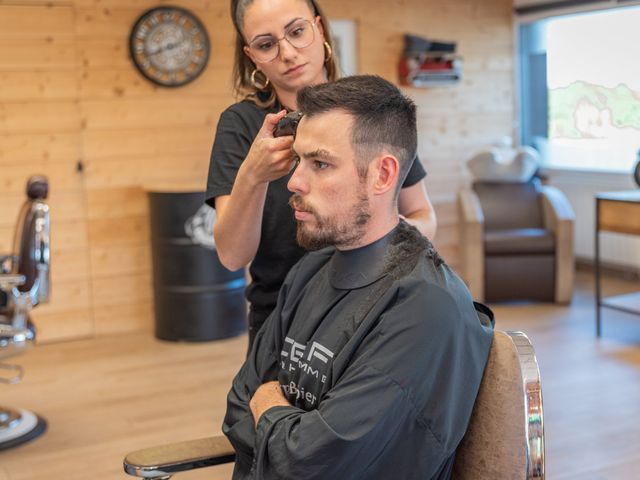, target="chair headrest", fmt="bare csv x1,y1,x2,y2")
26,175,48,200
466,146,540,183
